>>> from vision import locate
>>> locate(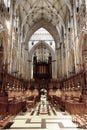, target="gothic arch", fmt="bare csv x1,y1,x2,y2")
28,41,57,79
28,41,56,62
25,19,60,49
